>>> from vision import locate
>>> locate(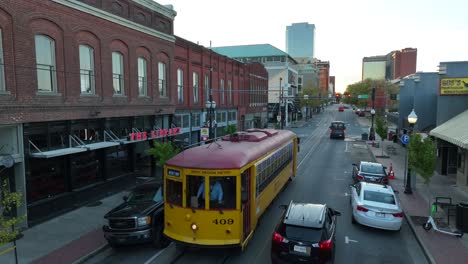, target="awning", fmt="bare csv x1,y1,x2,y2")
430,109,468,149
82,141,120,150
30,148,87,158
